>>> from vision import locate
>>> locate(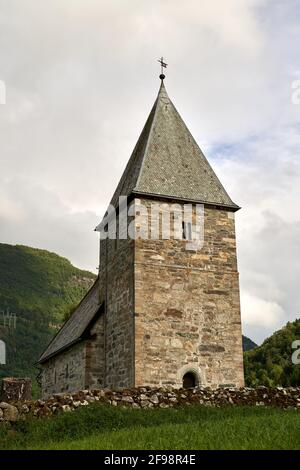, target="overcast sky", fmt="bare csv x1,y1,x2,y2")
0,0,299,343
